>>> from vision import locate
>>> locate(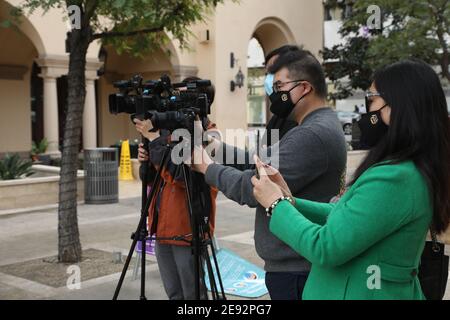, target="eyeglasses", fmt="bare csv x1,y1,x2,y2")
365,91,383,112
272,79,306,94
365,91,382,100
